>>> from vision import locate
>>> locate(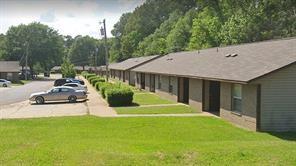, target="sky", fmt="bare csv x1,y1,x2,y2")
0,0,145,38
